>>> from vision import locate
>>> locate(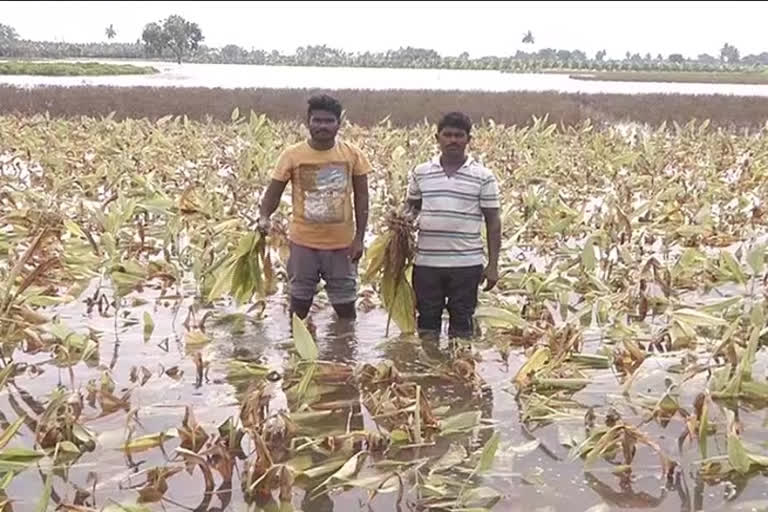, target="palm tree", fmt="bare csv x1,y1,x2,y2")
105,24,116,40
522,30,534,45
